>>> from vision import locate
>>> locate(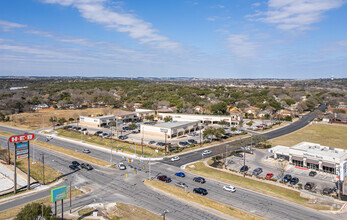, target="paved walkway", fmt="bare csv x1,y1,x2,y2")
0,163,27,192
